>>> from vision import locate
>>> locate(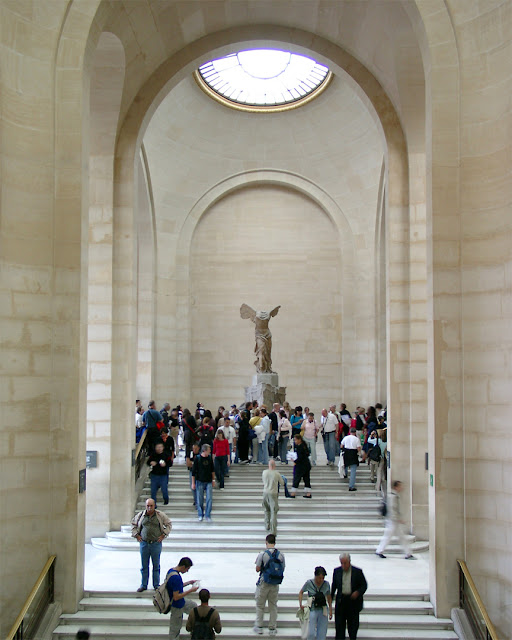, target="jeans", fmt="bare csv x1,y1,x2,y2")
268,432,277,458
347,463,357,489
279,435,289,463
214,455,228,488
139,540,162,589
150,473,169,505
259,434,269,465
323,431,336,463
308,607,328,640
189,469,196,504
304,436,317,465
195,480,212,518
